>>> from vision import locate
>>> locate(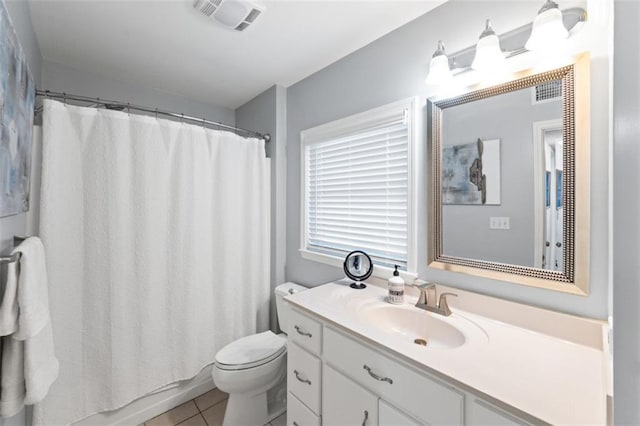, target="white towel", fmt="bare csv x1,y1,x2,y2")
0,237,59,418
12,238,51,340
0,261,19,336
